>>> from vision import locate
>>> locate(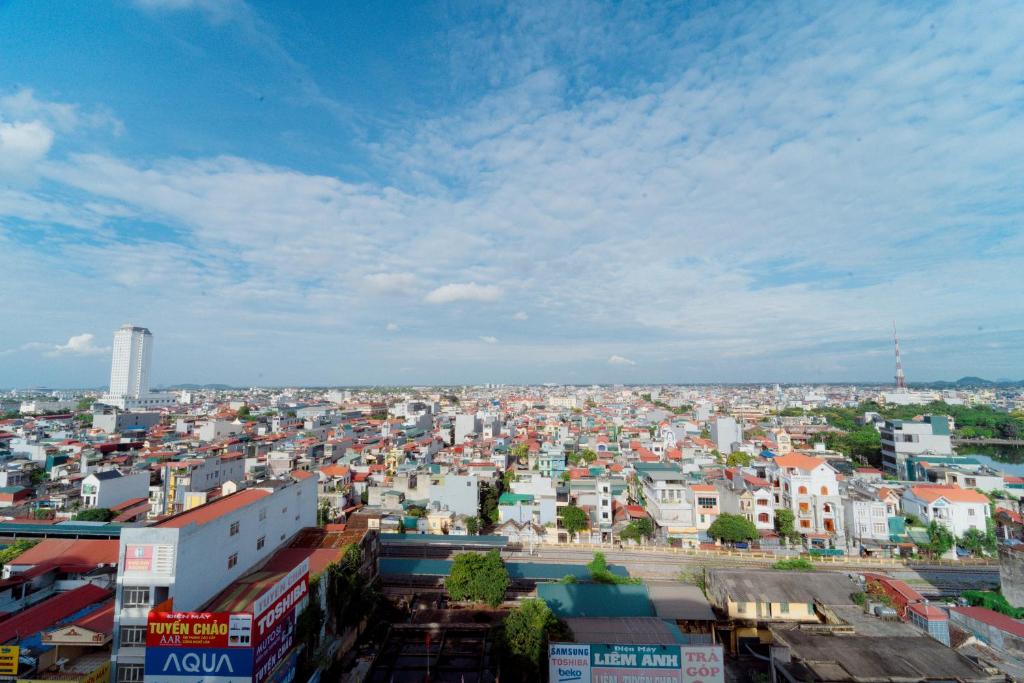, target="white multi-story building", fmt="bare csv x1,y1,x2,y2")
716,472,775,531
80,470,150,510
111,472,317,682
767,453,844,538
880,415,953,478
901,485,990,537
100,325,175,410
710,416,742,453
843,490,895,545
635,463,696,543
